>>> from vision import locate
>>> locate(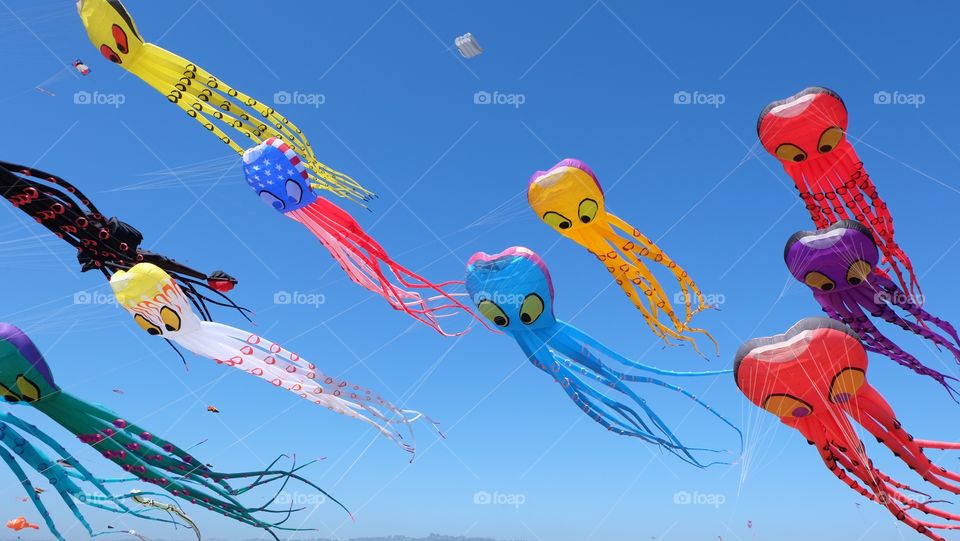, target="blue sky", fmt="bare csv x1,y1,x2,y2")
3,0,960,539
